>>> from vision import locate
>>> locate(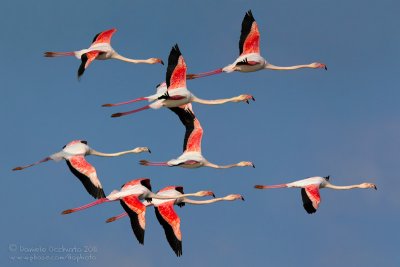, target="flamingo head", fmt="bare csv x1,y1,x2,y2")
238,161,255,168
224,194,245,201
197,191,215,197
311,62,327,70
150,58,164,65
360,183,377,190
